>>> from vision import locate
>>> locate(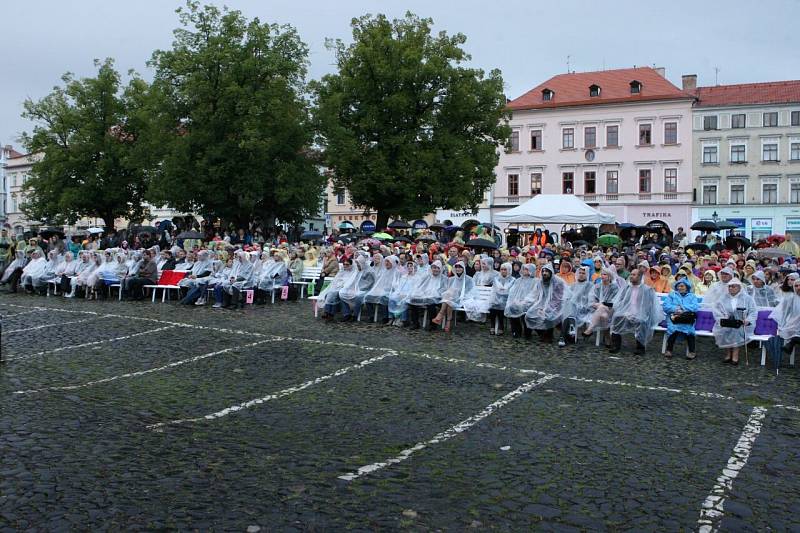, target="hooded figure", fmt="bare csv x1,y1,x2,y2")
258,253,289,291
364,255,401,307
770,279,800,353
712,278,757,350
471,257,498,287
490,262,515,311
748,271,777,307
563,266,595,329
505,263,537,318
179,250,213,288
696,269,717,297
318,259,358,317
662,279,700,358
1,250,27,283
609,268,665,351
339,255,374,318
101,252,129,283
21,249,48,290
703,267,734,307
388,262,422,319
525,264,568,338
408,260,448,307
